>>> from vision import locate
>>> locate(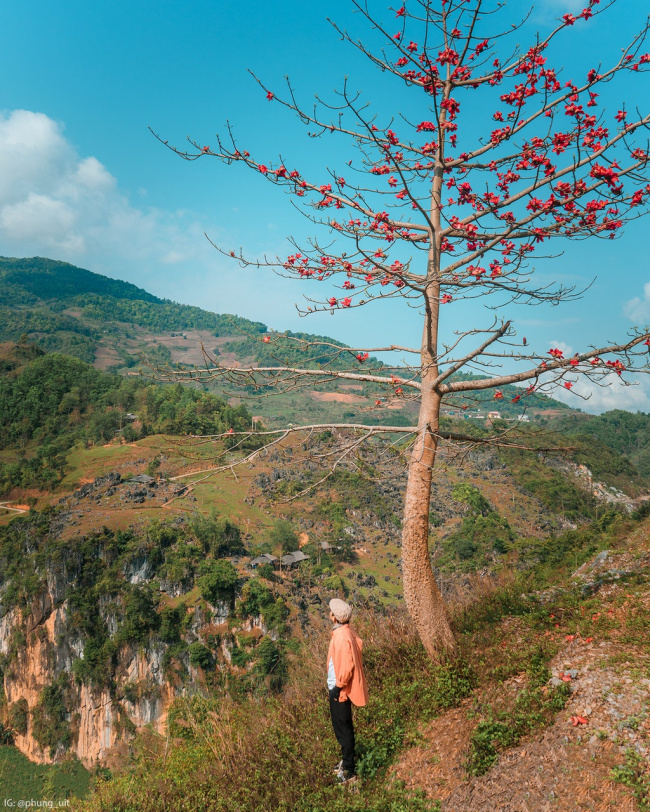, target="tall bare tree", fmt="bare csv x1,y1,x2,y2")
155,0,650,656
